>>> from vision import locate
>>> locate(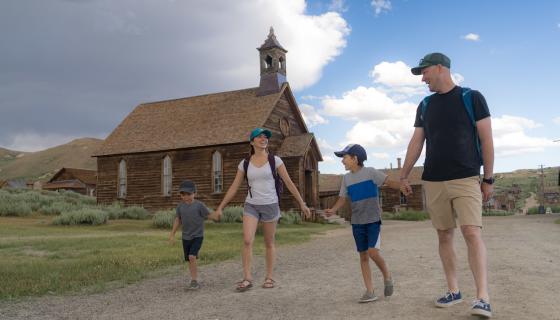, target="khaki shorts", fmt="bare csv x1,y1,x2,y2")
423,176,482,230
